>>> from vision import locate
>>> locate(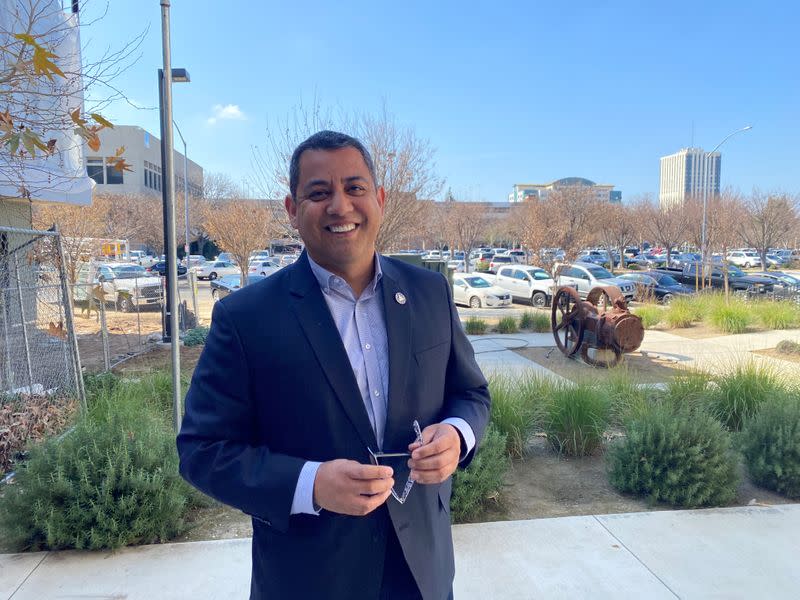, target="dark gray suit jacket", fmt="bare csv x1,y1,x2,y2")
177,252,490,599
